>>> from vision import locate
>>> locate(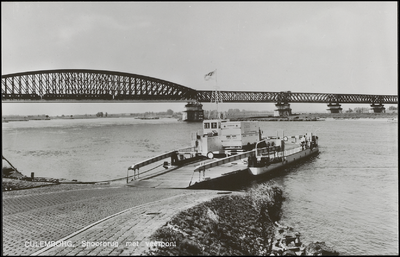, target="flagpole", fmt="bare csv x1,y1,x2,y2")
215,69,219,119
204,69,219,119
